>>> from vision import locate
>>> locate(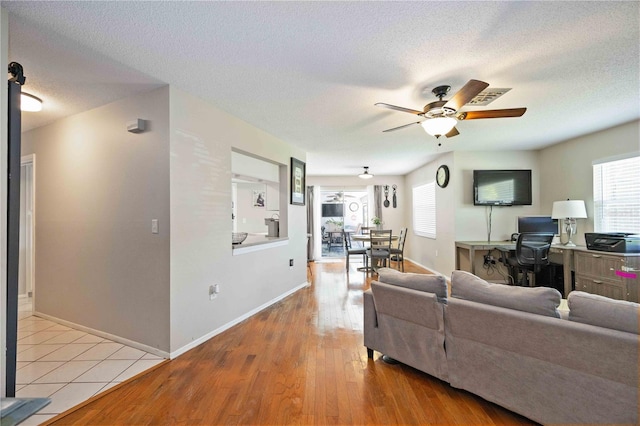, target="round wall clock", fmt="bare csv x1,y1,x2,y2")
349,202,359,212
436,165,450,188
